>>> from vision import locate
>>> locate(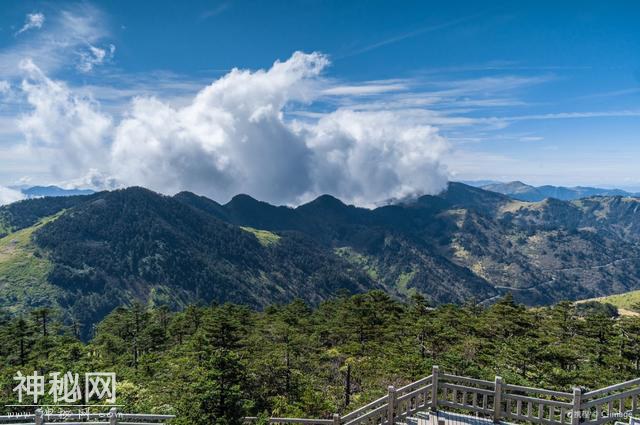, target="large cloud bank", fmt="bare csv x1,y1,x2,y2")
18,52,449,206
0,186,25,206
19,59,112,181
